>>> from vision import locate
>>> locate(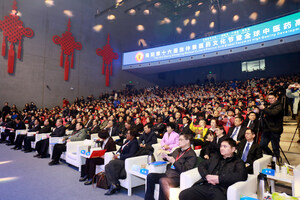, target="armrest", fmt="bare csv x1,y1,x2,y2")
253,154,272,176
90,133,99,141
49,137,64,144
27,132,36,137
180,168,201,190
66,141,86,153
227,174,256,200
35,133,50,141
16,129,27,135
104,151,117,165
125,155,148,171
